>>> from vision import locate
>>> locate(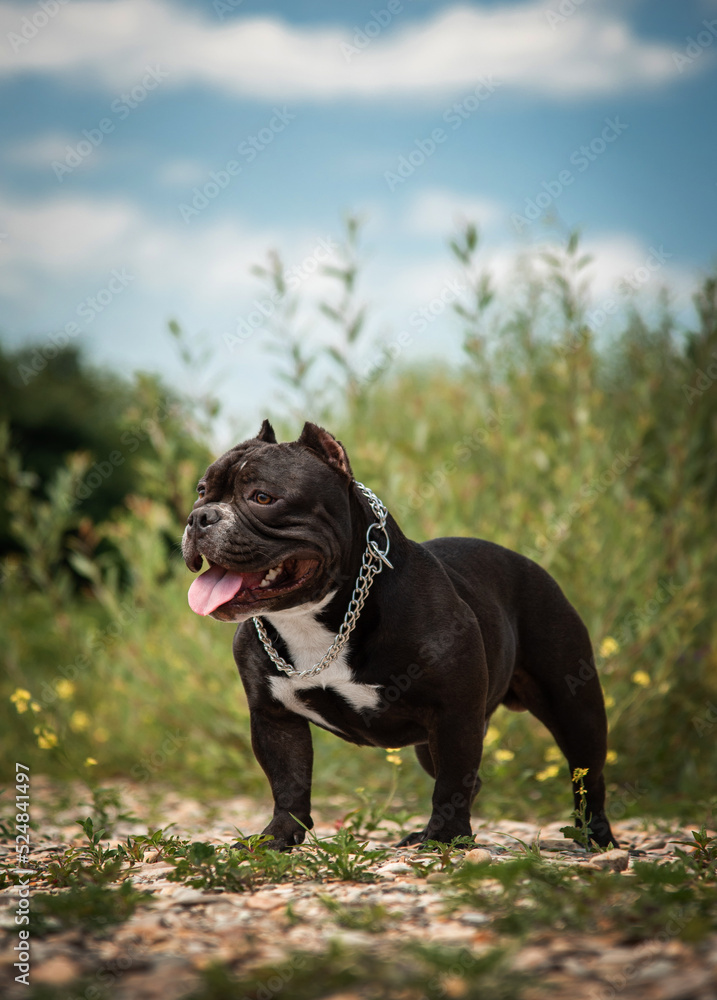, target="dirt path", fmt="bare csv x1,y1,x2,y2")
1,782,716,1000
